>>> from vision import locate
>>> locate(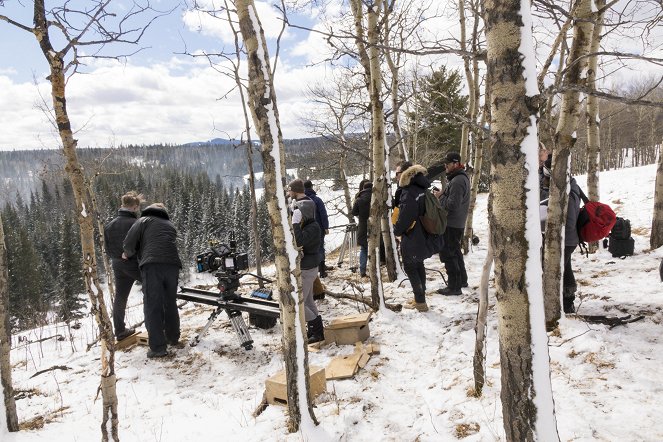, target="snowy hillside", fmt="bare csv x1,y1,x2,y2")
4,164,663,441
